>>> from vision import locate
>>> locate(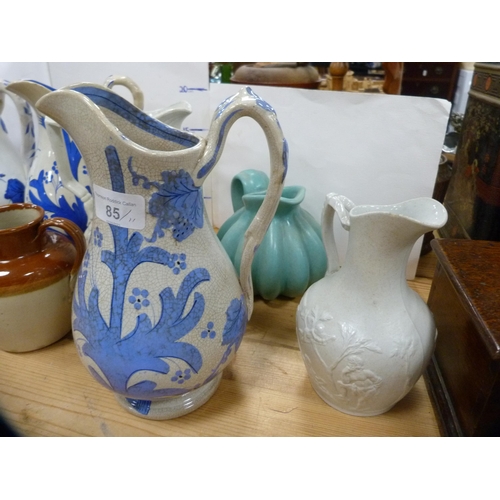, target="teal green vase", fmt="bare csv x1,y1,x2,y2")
218,169,327,300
